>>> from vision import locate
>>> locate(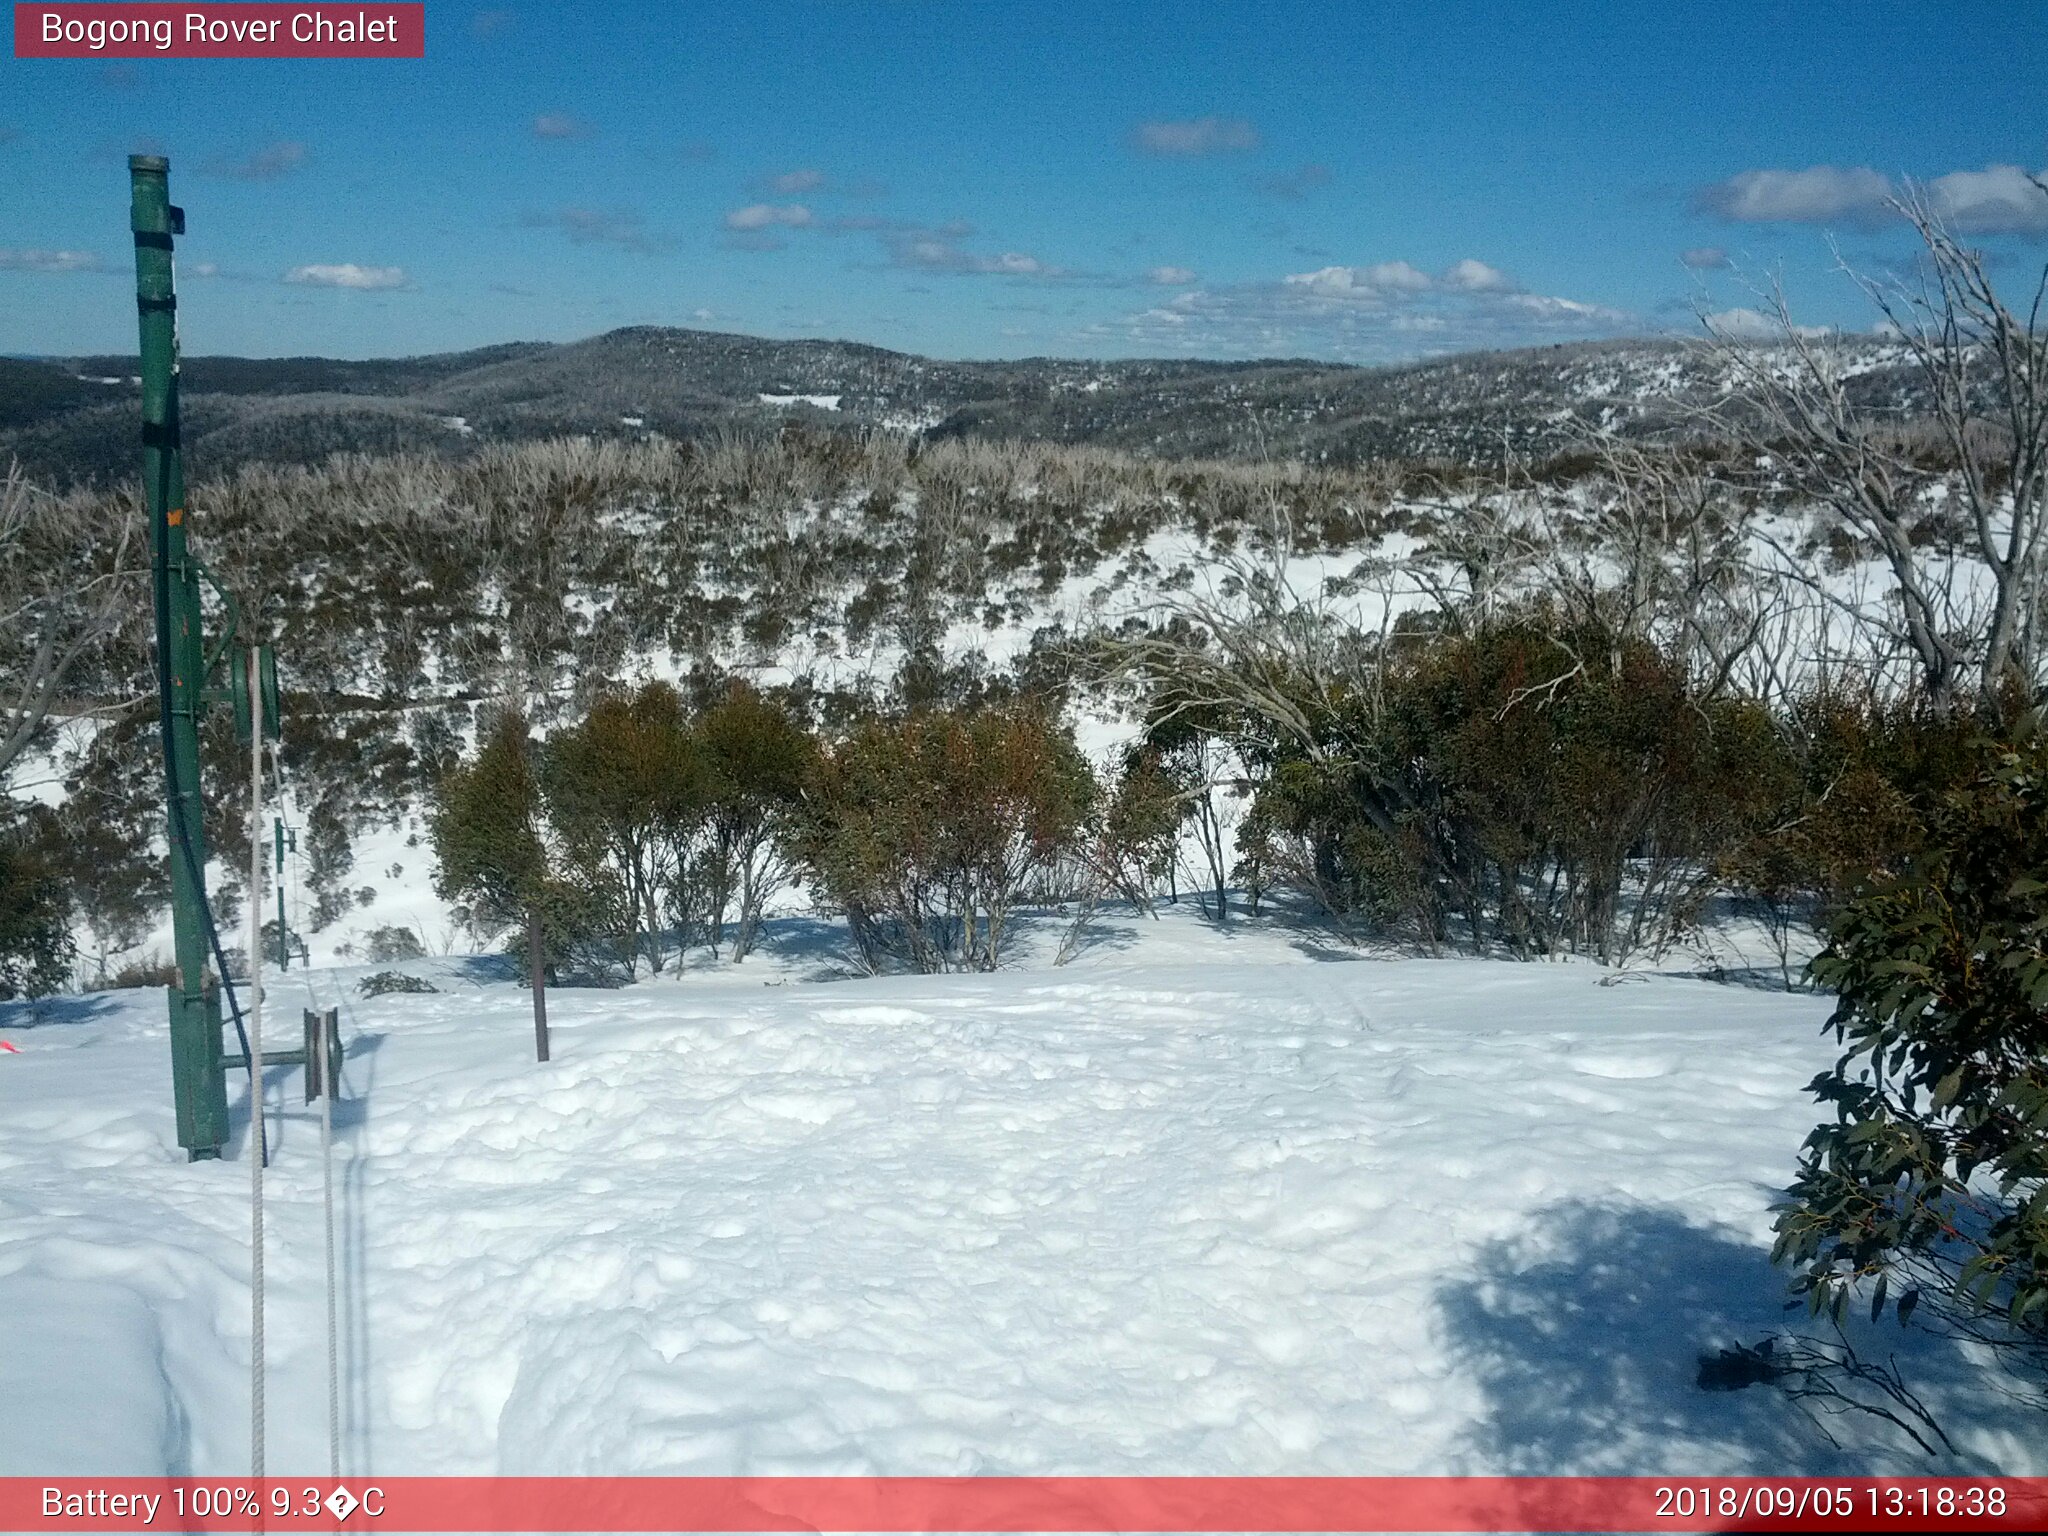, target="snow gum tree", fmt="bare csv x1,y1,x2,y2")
1140,709,1244,922
802,702,1093,973
540,682,702,975
1776,714,2048,1371
0,803,72,1000
430,705,563,1060
692,682,814,962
